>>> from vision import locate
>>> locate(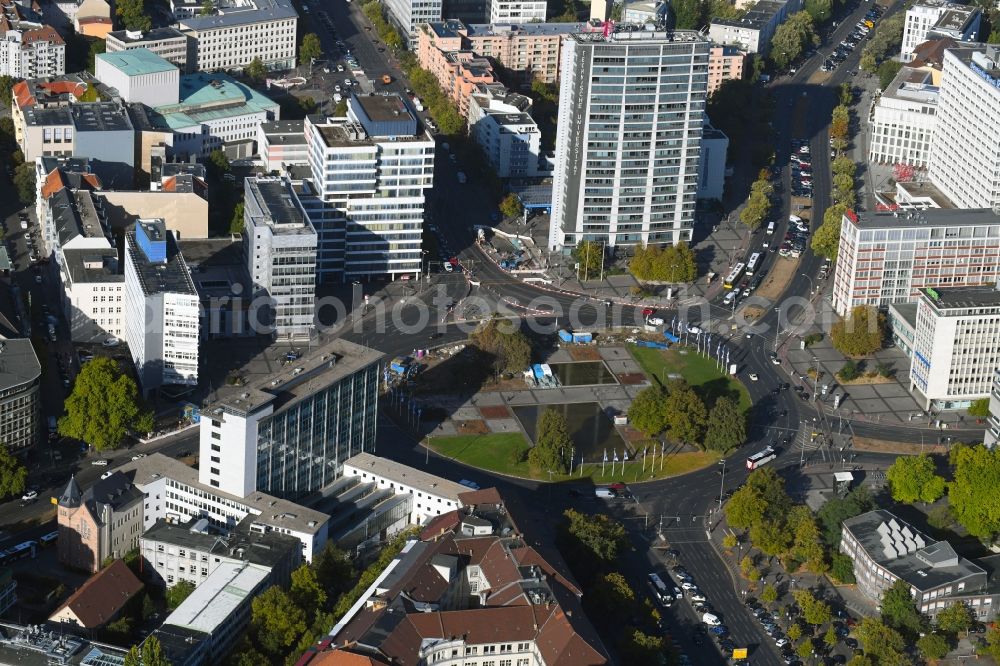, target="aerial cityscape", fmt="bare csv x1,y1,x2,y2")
1,0,1000,663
